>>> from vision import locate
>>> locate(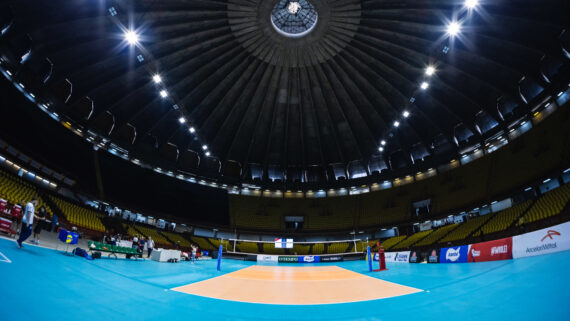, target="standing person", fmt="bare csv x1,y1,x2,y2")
17,198,37,248
147,236,154,258
191,245,197,263
51,213,58,232
132,235,138,248
32,205,47,245
139,237,146,254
